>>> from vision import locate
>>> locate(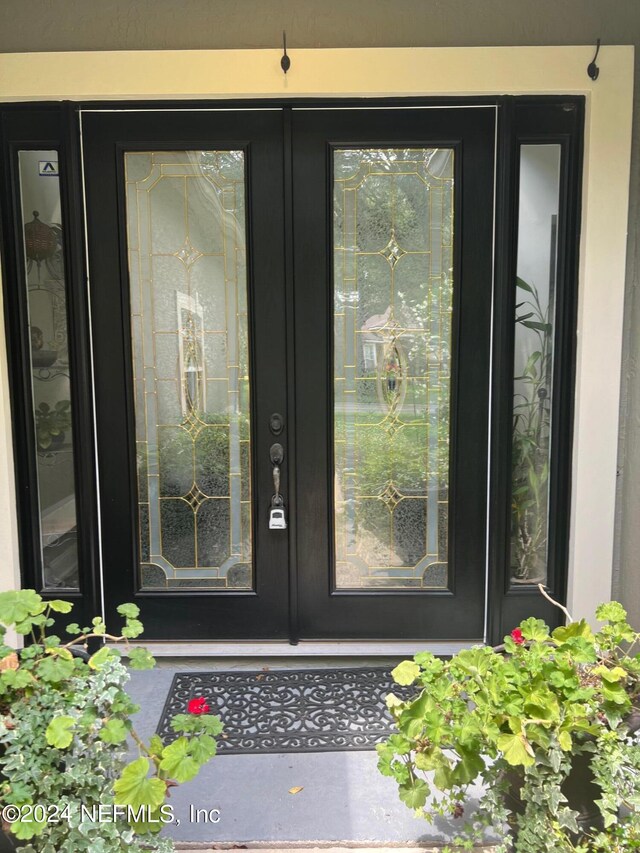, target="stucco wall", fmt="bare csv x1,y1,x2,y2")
0,0,638,621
